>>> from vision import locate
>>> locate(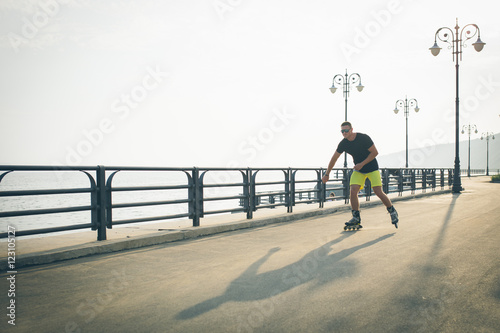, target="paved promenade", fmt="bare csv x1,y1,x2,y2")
1,176,499,332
